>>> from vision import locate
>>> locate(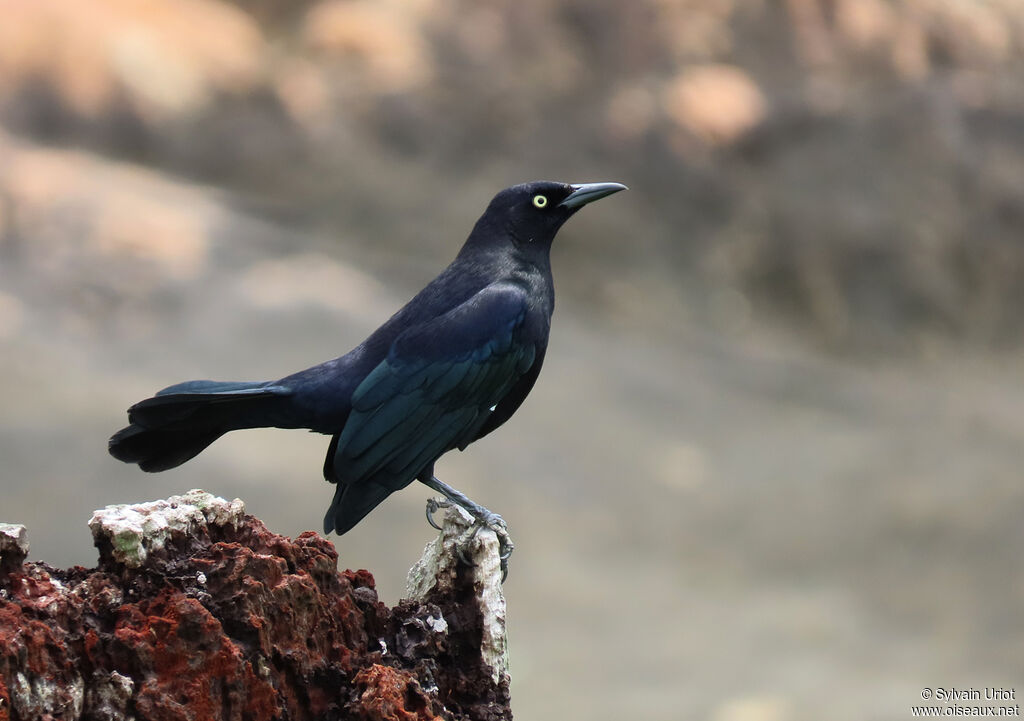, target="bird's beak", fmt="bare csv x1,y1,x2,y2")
559,182,629,210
